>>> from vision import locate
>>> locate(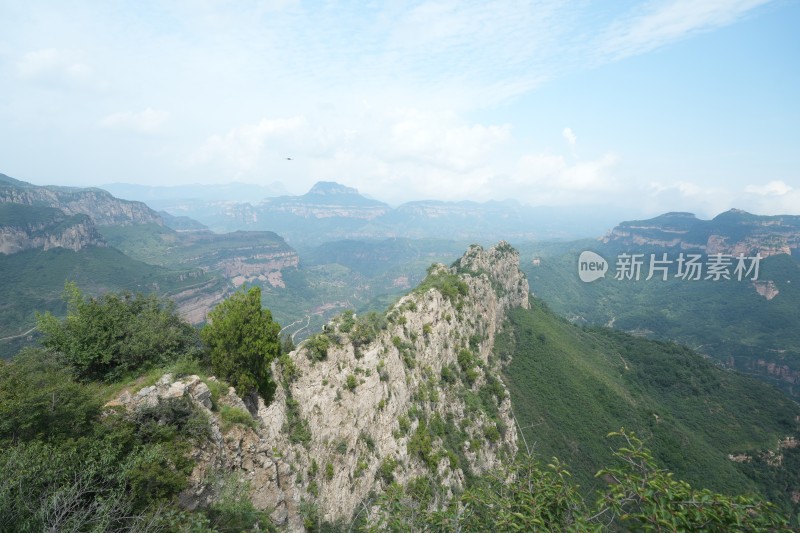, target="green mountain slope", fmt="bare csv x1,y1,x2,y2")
0,247,213,357
499,300,800,516
516,239,800,397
